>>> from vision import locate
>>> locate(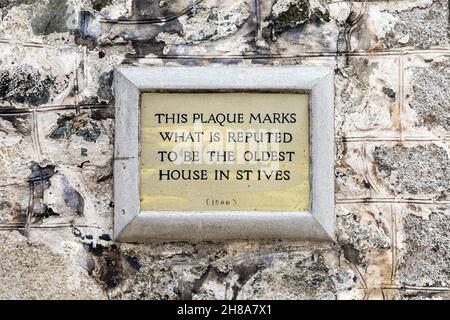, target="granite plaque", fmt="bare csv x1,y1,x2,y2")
114,67,334,242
